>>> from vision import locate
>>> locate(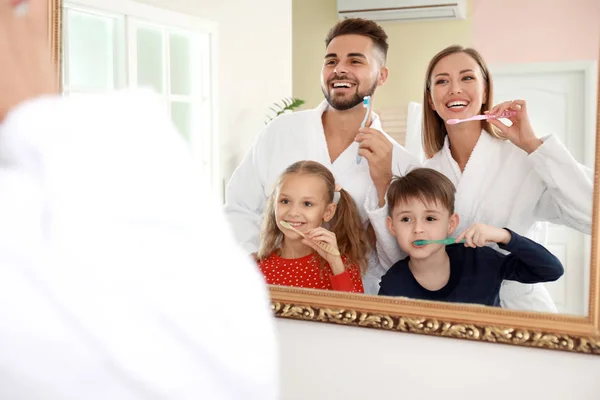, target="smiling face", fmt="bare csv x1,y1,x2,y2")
428,52,488,123
386,197,459,260
275,173,336,240
320,34,387,111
